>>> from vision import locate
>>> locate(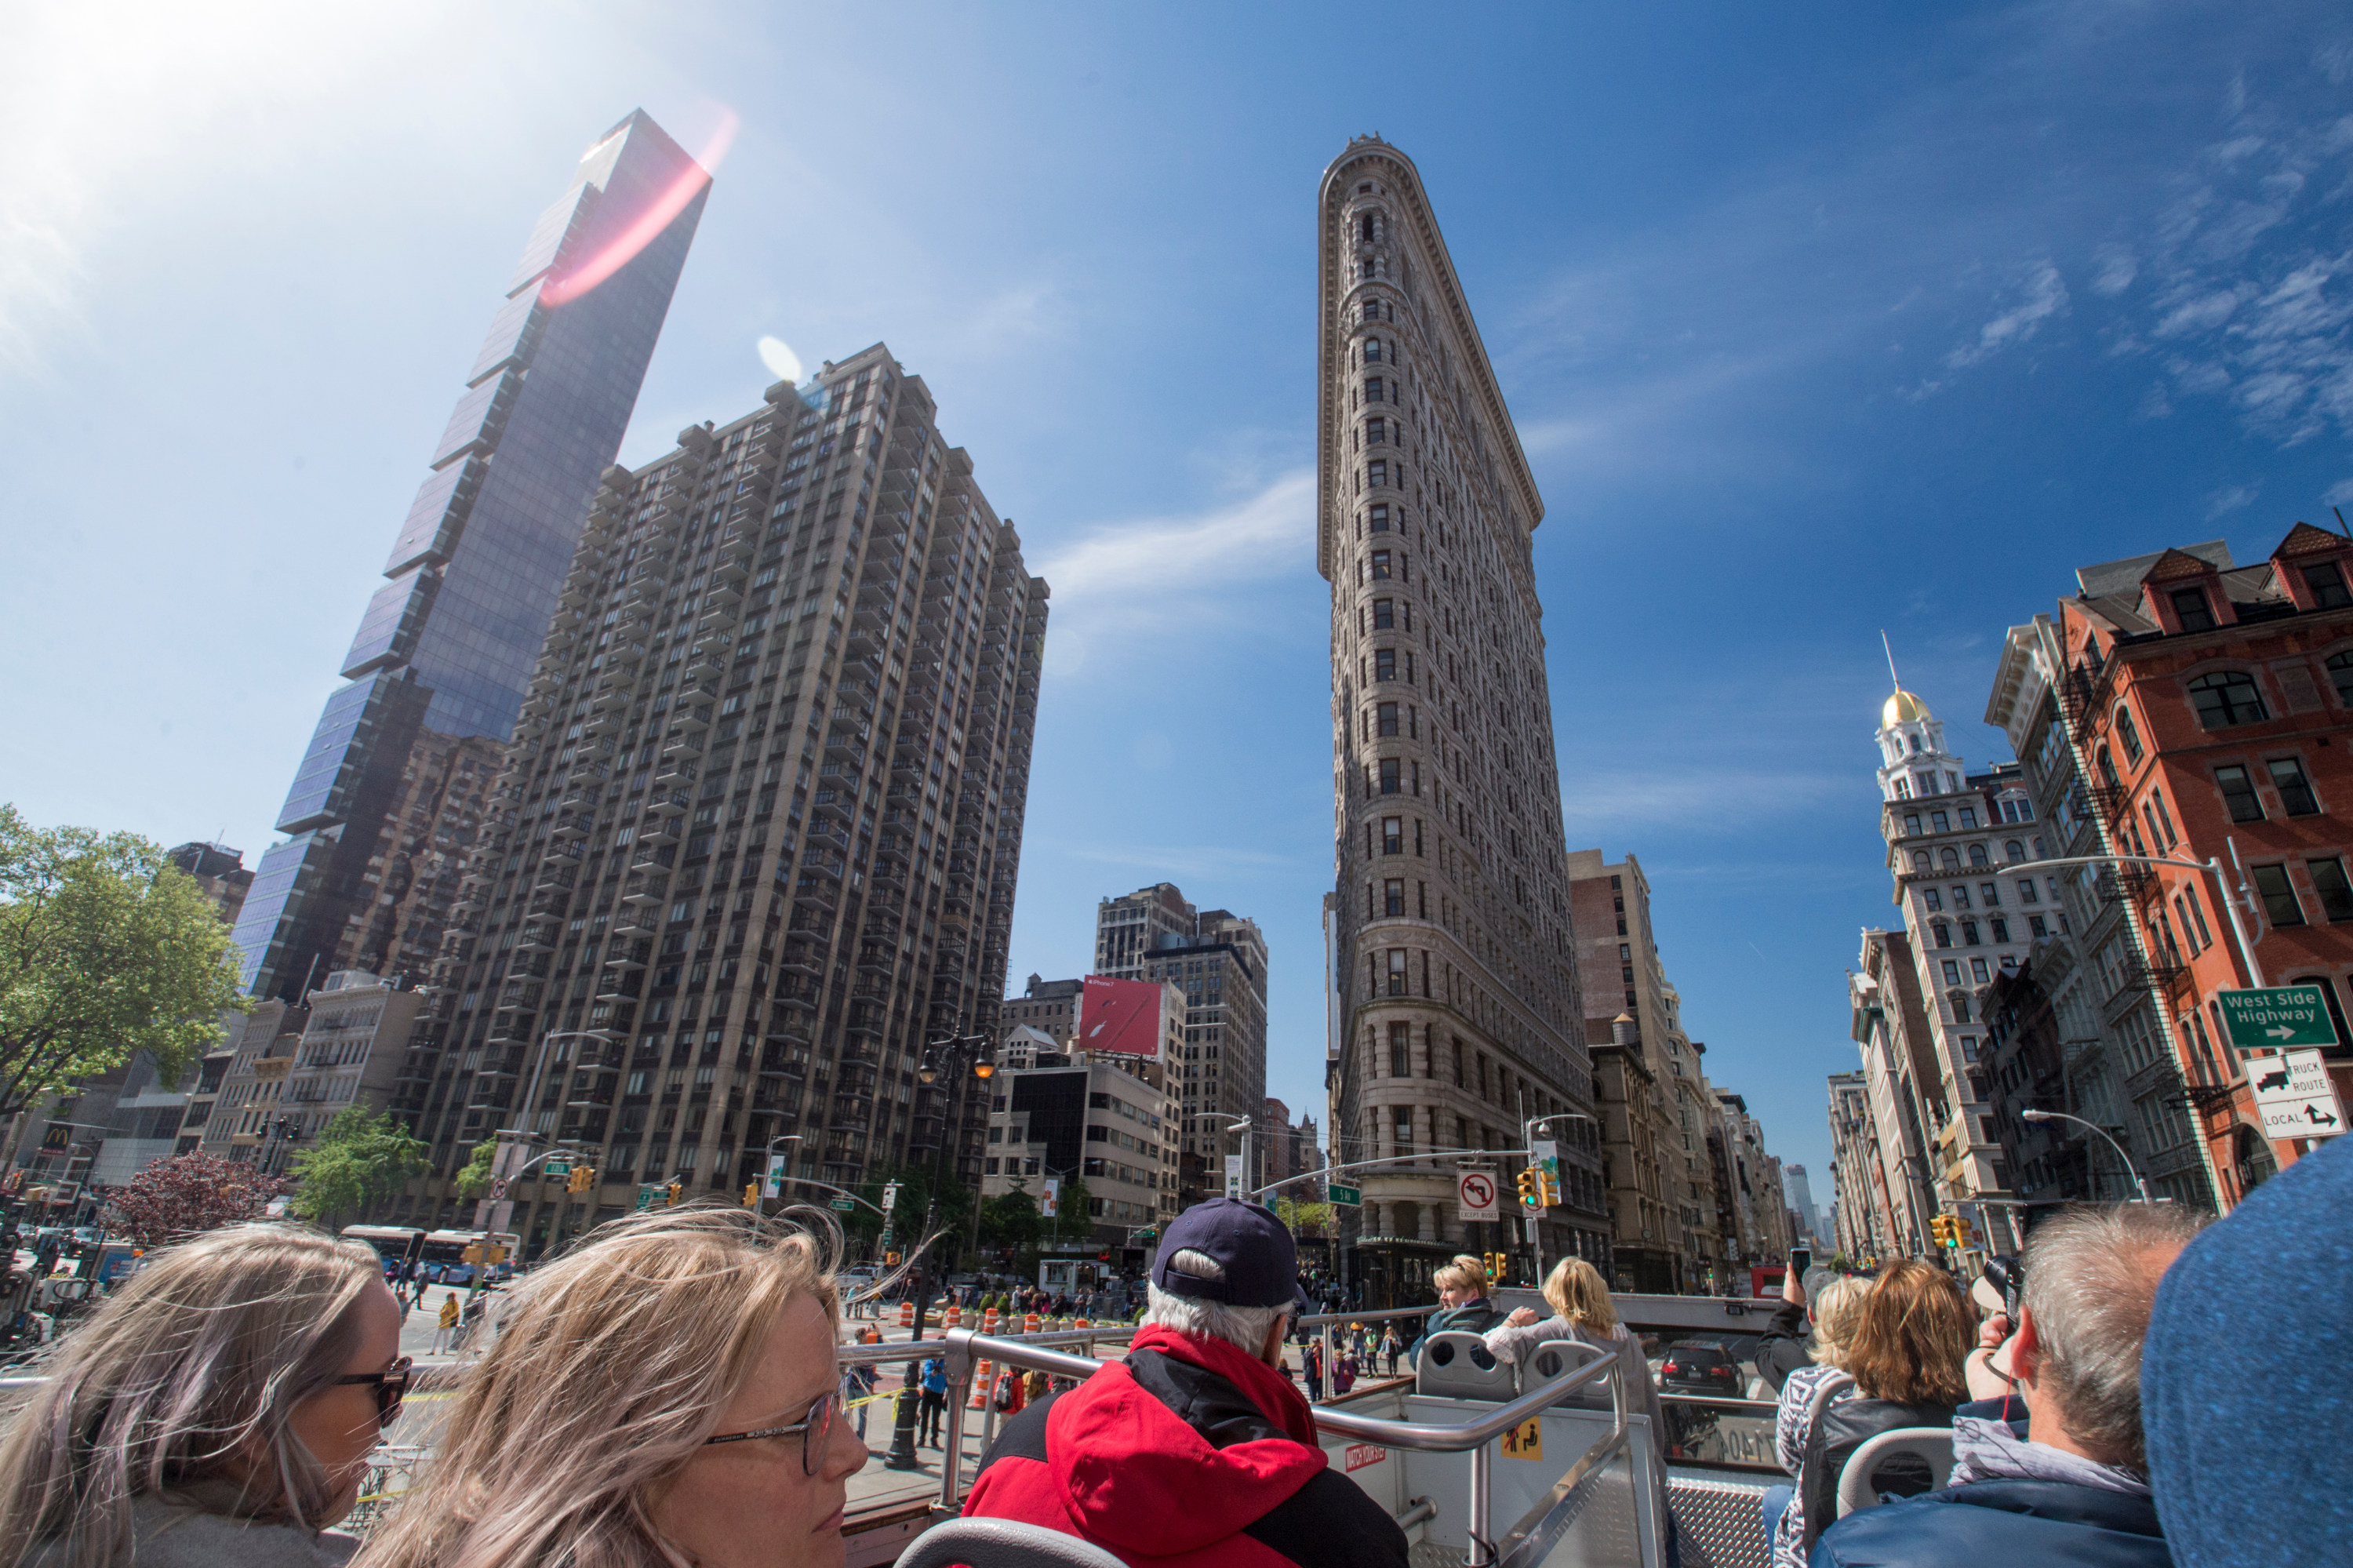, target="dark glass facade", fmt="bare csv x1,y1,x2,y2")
232,111,709,1001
